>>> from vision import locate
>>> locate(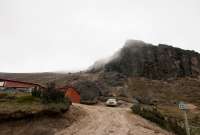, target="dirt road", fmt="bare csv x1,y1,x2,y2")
56,104,173,135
